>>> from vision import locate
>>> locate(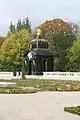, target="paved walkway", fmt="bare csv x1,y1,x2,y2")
0,92,80,120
